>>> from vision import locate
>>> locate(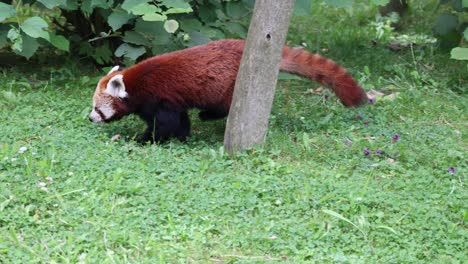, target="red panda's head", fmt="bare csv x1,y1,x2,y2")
89,66,131,123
